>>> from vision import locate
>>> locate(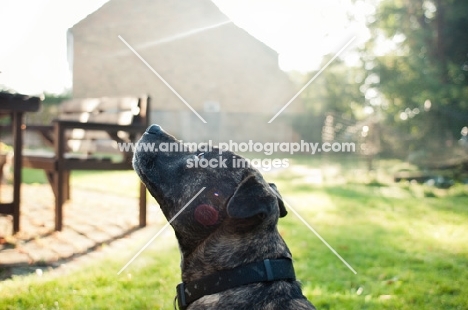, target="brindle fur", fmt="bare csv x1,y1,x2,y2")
133,125,315,310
